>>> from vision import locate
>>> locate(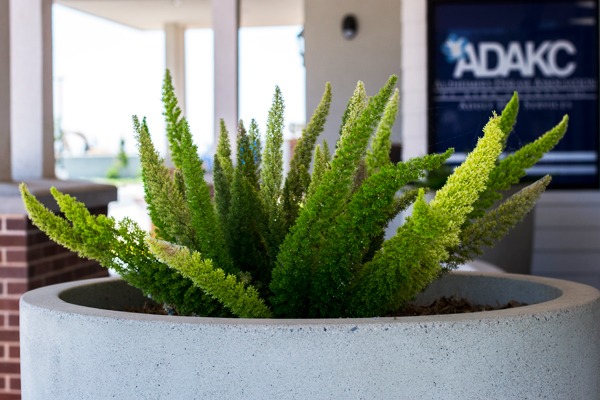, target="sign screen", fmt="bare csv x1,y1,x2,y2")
428,0,599,188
